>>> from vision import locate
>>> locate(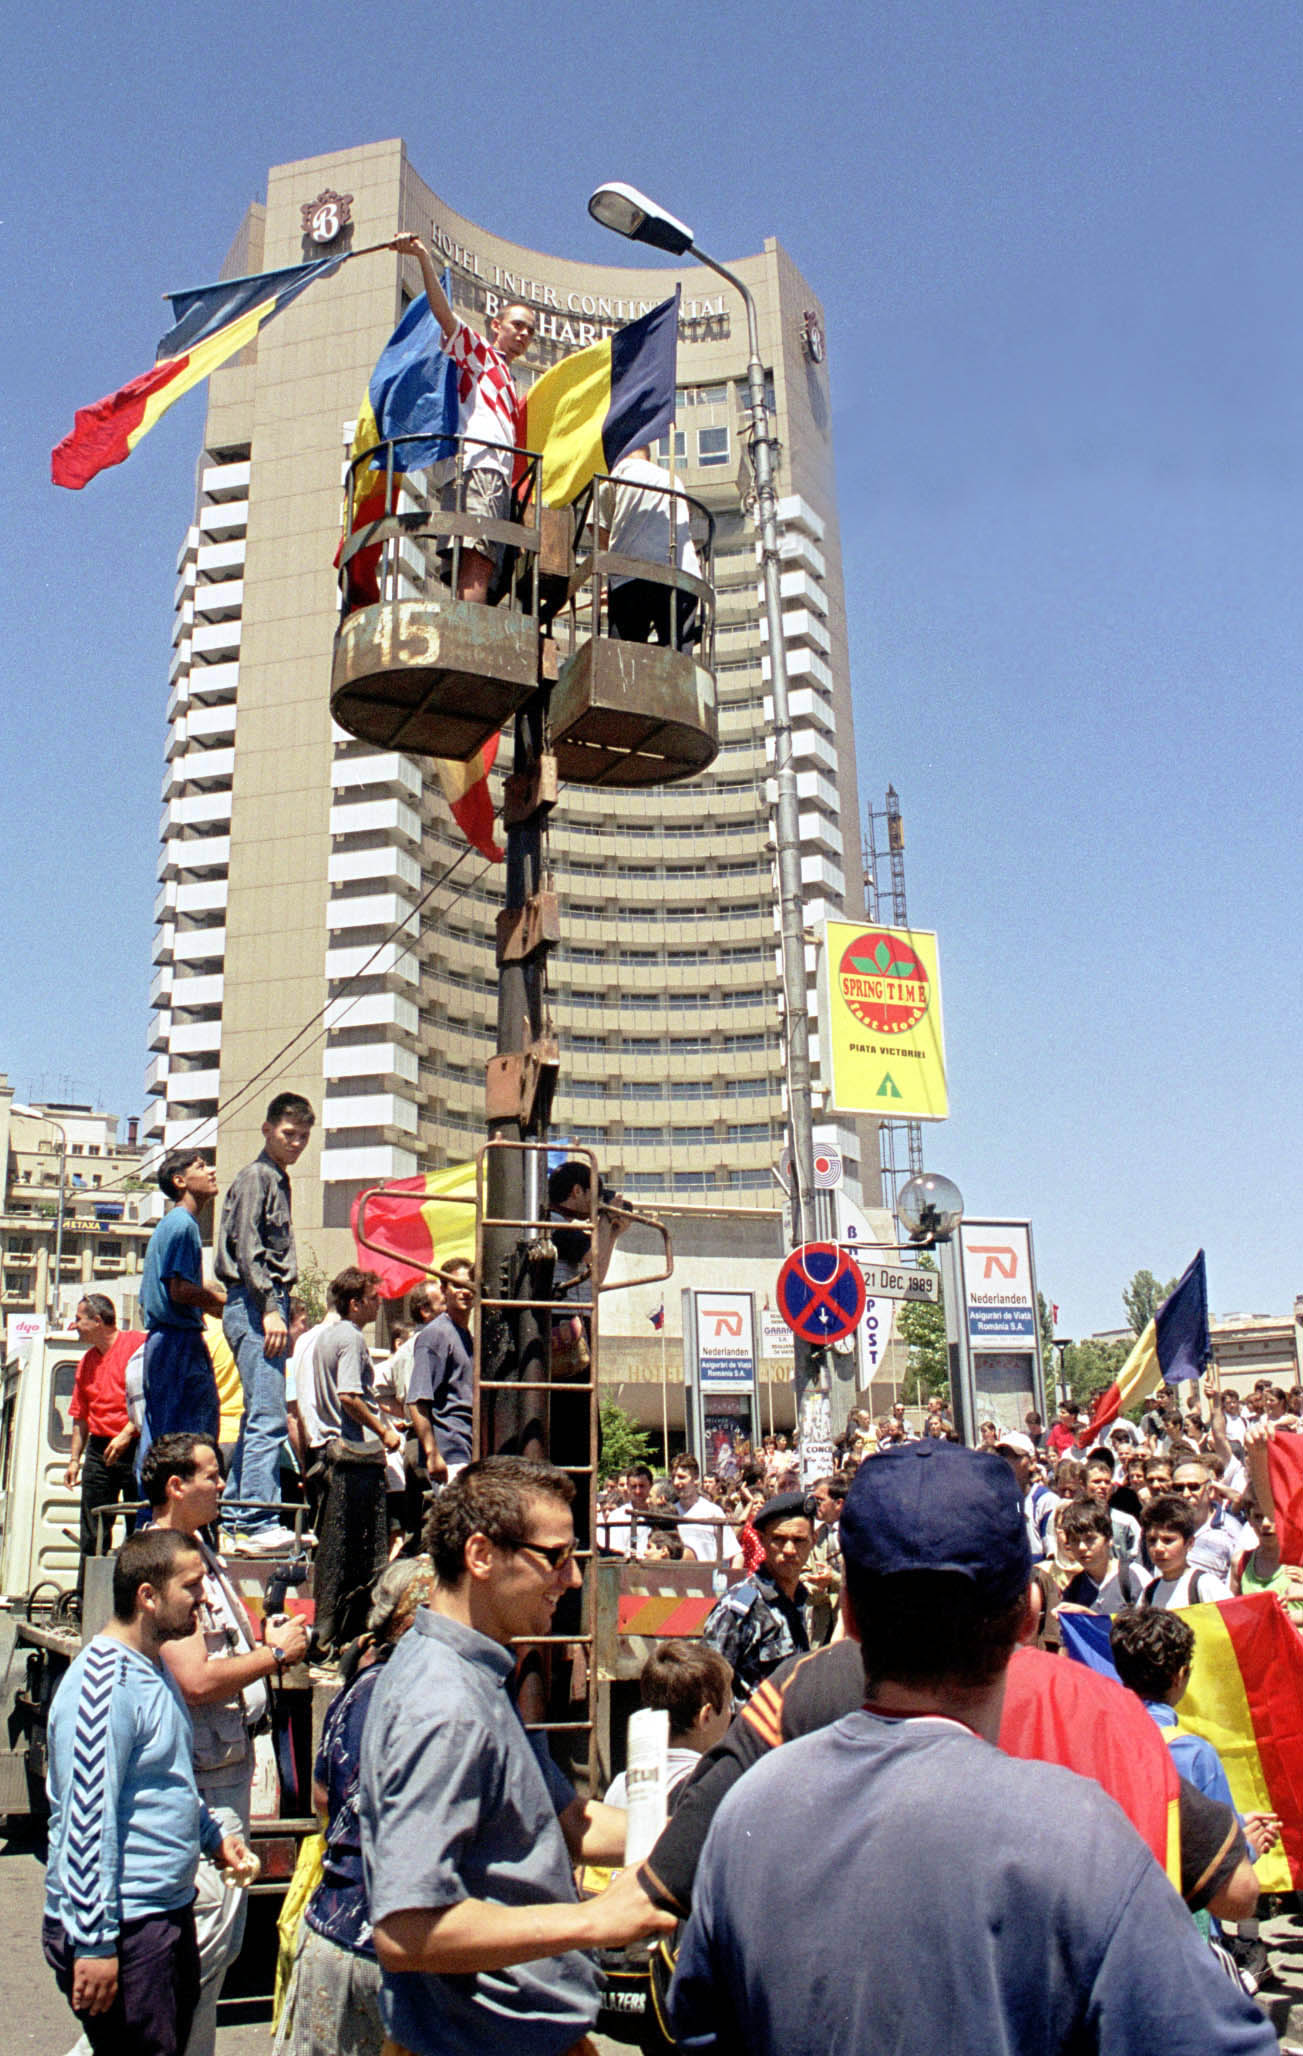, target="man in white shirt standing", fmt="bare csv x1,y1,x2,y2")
671,1456,726,1564
390,232,535,605
603,446,701,650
